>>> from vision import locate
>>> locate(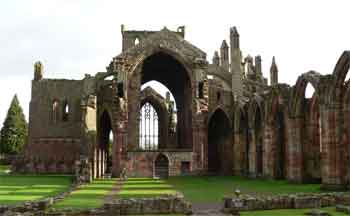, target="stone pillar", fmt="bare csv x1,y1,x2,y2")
248,128,257,178
193,118,206,173
263,122,273,178
286,117,303,183
101,150,105,176
321,105,345,189
93,148,97,179
233,131,244,176
113,121,127,177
